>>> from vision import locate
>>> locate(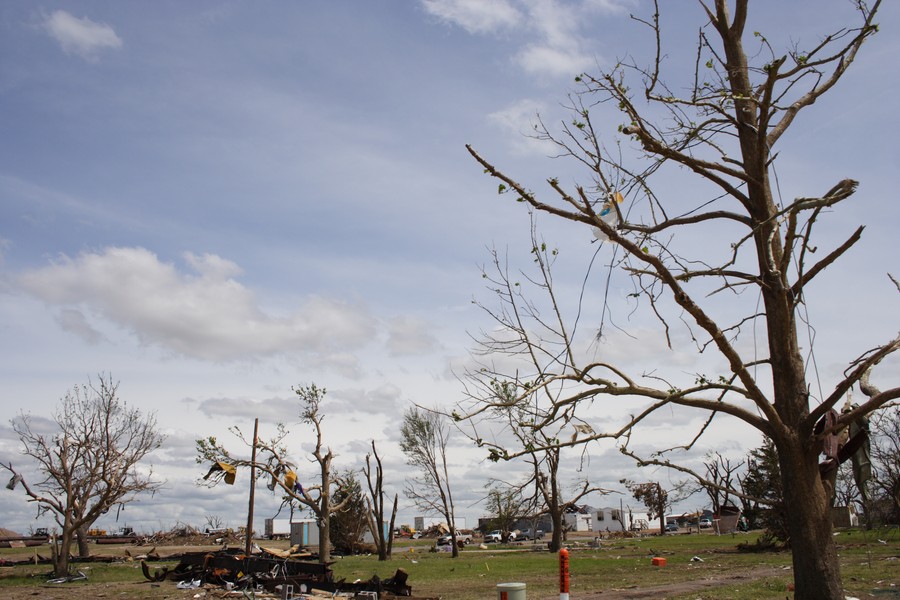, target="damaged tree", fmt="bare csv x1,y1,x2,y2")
463,1,897,598
622,481,669,535
400,407,461,558
196,383,351,563
329,470,370,555
484,484,530,541
460,232,609,552
2,375,165,576
364,440,398,561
